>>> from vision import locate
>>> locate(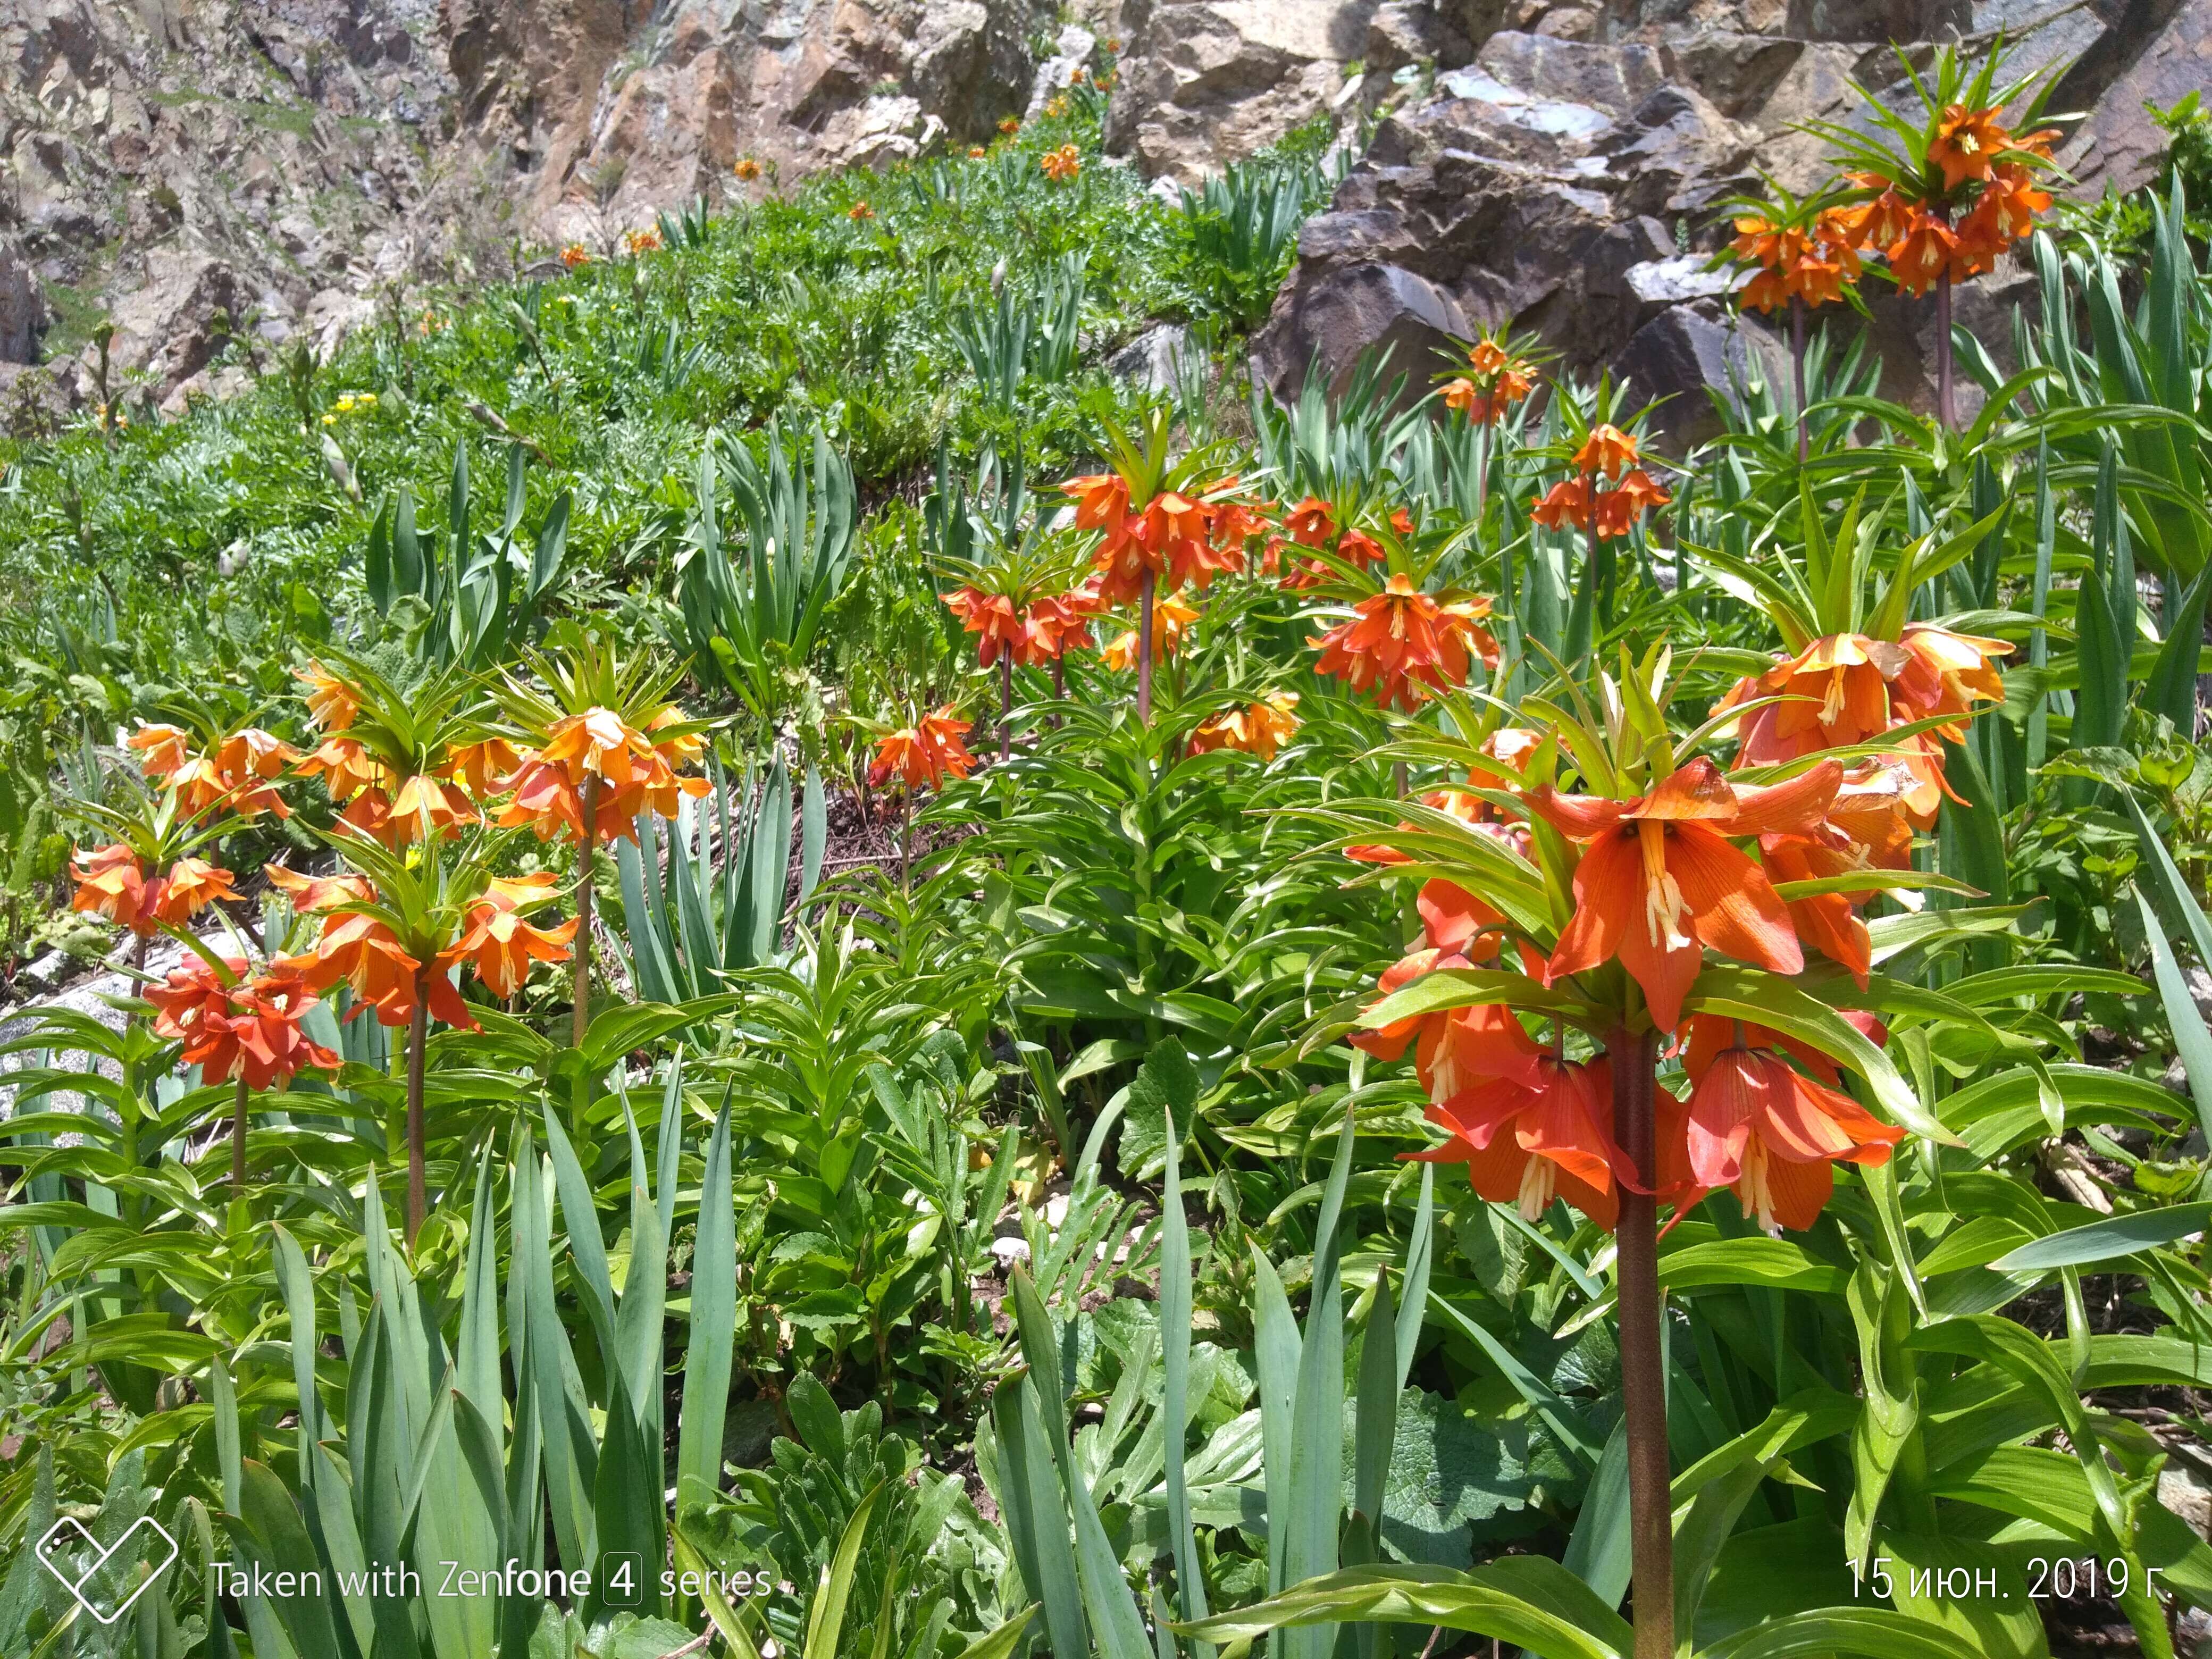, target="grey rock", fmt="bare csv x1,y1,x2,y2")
1029,23,1100,119
1108,322,1202,393
1255,260,1470,402
0,242,46,365
1611,300,1789,449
